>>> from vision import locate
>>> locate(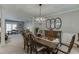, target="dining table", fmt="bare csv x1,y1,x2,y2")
34,36,59,50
